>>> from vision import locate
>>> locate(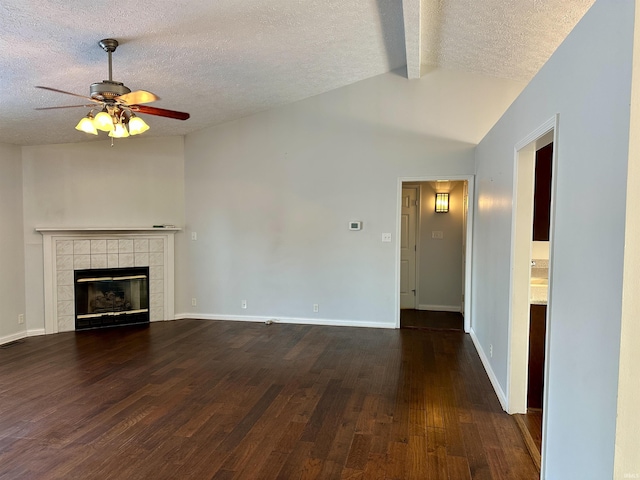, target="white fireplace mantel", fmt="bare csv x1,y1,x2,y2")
37,227,180,334
35,227,182,233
